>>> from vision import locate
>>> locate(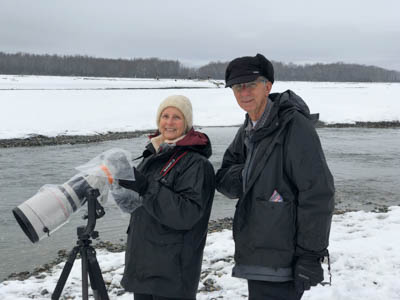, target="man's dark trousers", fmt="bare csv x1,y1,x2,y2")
134,293,194,300
248,280,304,300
